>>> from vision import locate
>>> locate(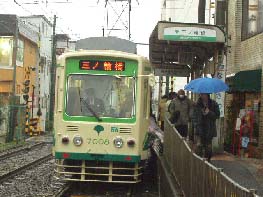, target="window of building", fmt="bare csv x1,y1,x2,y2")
0,37,13,67
242,0,263,40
